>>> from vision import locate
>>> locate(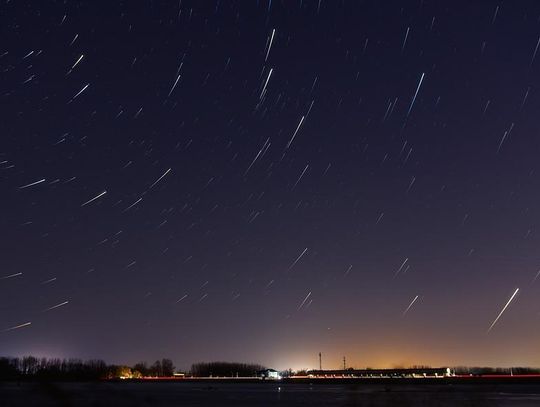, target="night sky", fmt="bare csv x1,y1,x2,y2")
2,0,540,371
